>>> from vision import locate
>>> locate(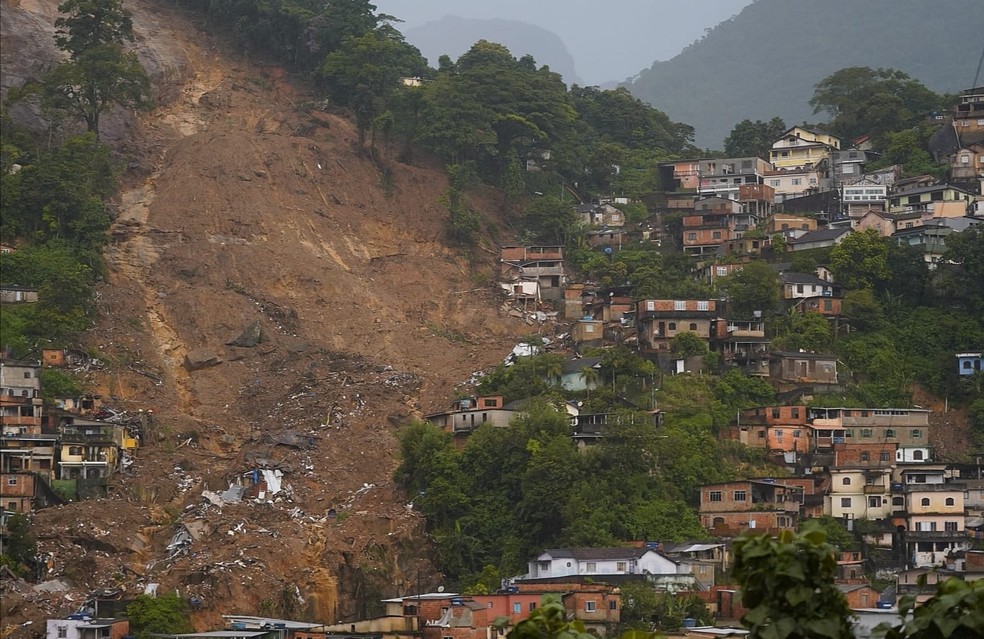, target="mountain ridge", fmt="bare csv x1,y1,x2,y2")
624,0,984,148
